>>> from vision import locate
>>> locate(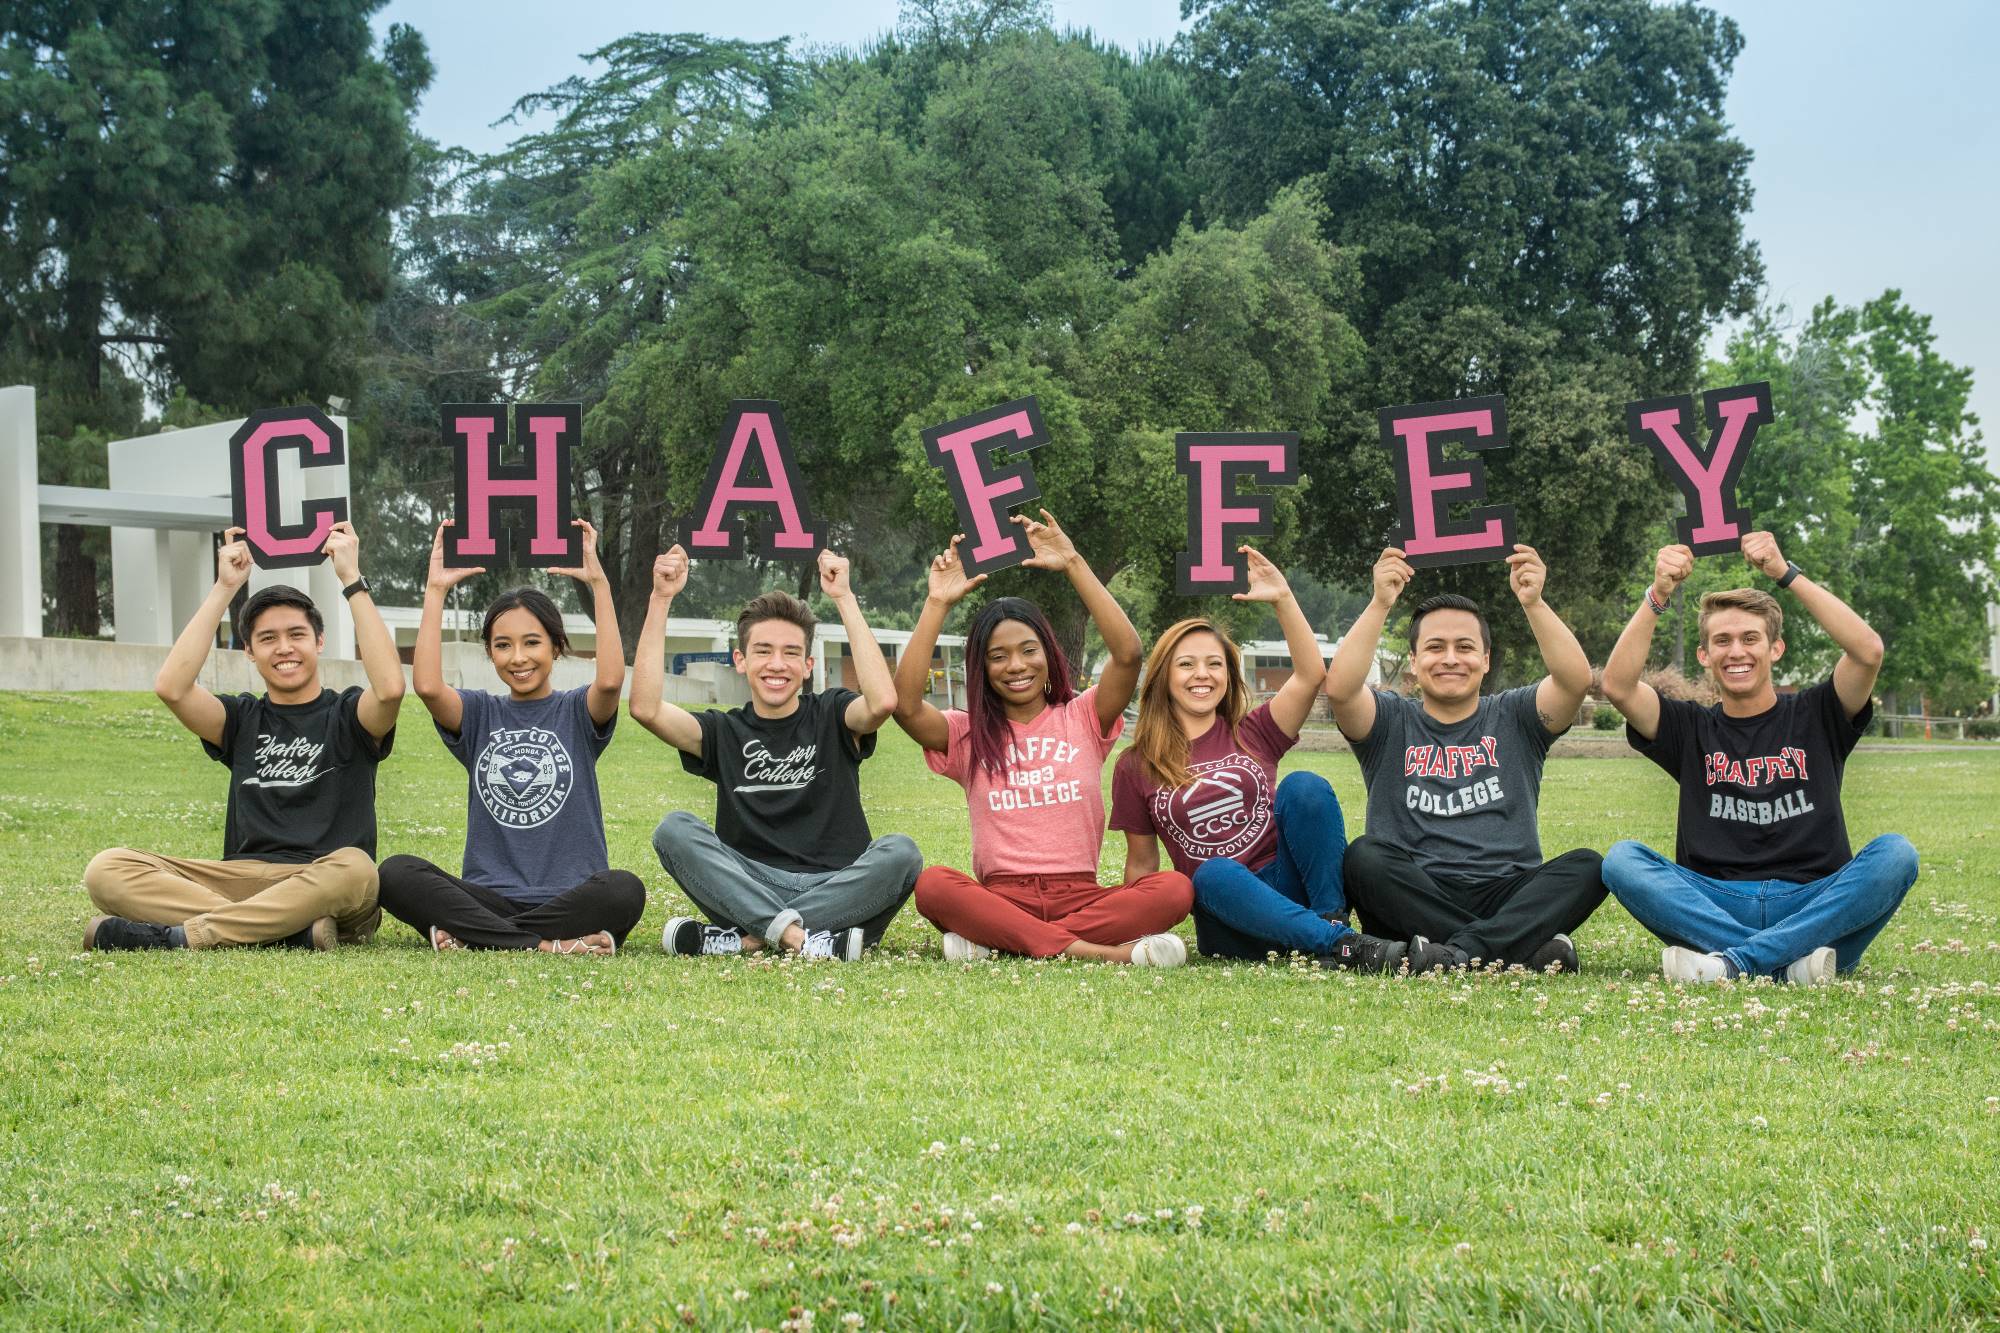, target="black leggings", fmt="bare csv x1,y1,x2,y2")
377,855,646,950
